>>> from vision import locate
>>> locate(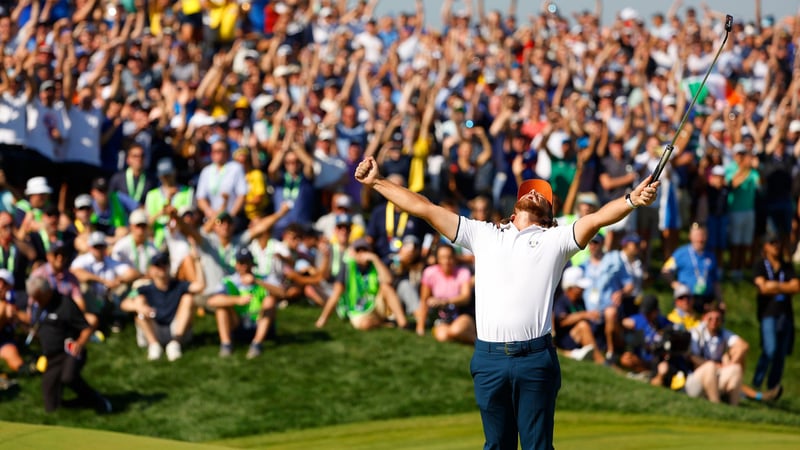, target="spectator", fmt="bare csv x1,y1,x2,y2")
415,244,475,343
195,138,248,226
662,223,723,313
703,165,730,275
69,231,139,330
751,231,799,397
0,269,27,376
108,145,156,207
620,294,671,375
315,237,408,331
597,233,643,359
16,176,53,225
85,177,139,241
120,251,205,361
267,140,316,238
26,80,66,179
232,146,268,221
144,158,195,249
111,209,158,276
0,211,35,305
553,266,604,364
207,248,284,359
666,284,700,331
314,193,366,242
725,145,759,281
26,276,111,413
